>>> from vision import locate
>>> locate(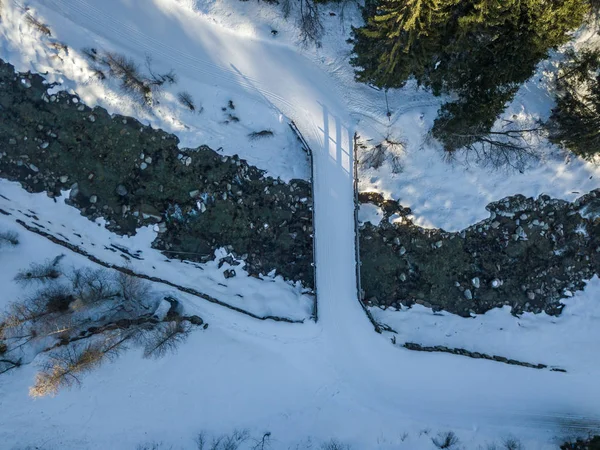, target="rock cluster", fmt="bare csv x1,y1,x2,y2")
359,190,600,316
0,59,314,287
